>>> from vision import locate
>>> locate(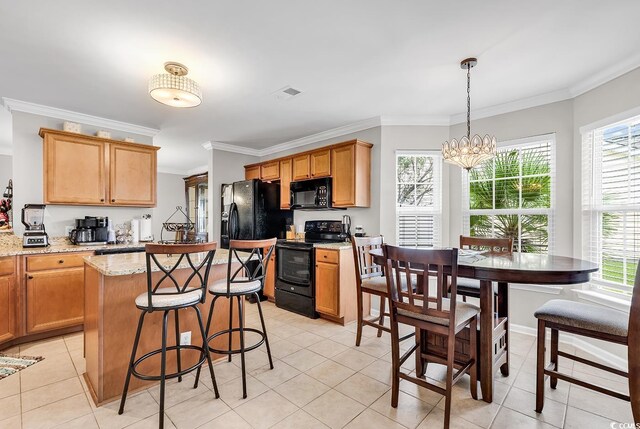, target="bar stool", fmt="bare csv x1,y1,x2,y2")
118,243,220,429
195,238,276,399
456,235,512,302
